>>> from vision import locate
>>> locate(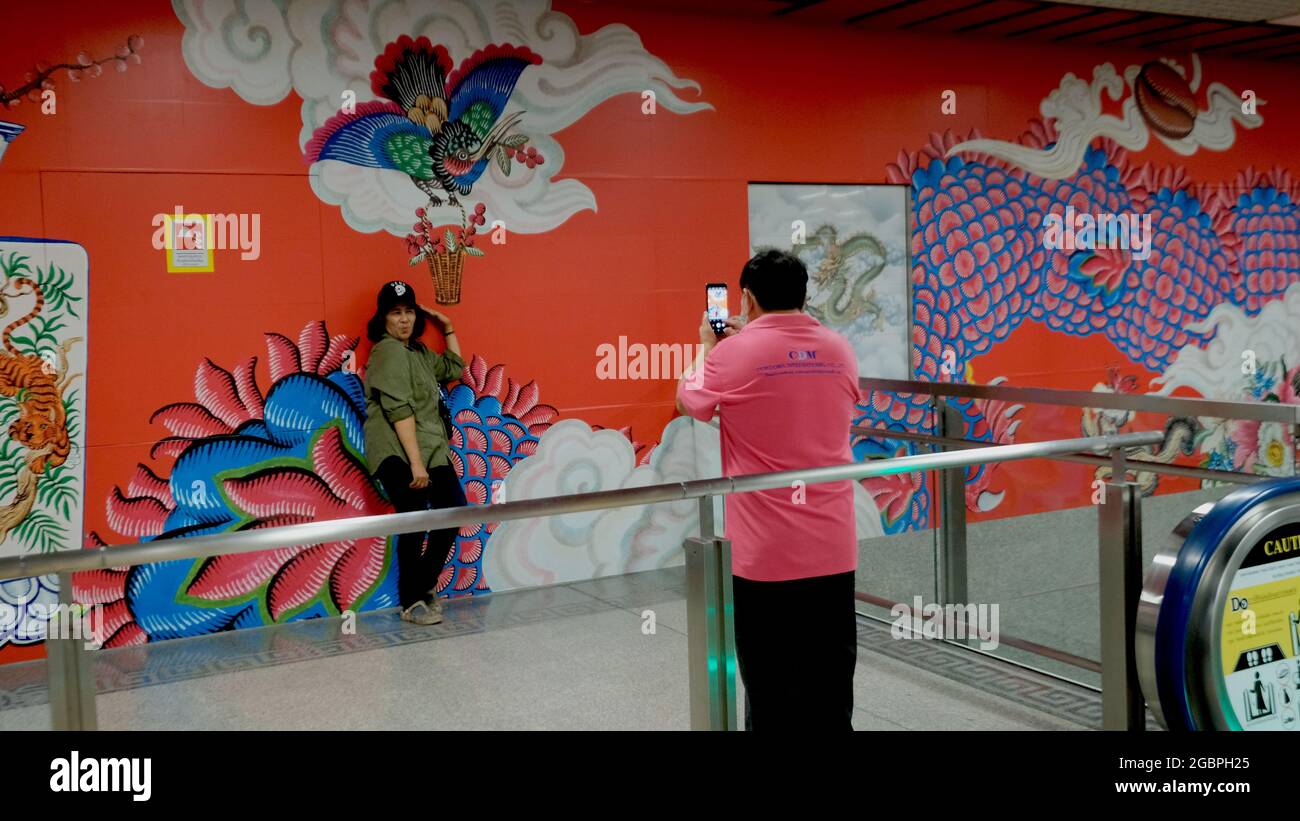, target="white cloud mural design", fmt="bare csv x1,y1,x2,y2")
1153,282,1300,402
947,54,1261,180
486,416,883,590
